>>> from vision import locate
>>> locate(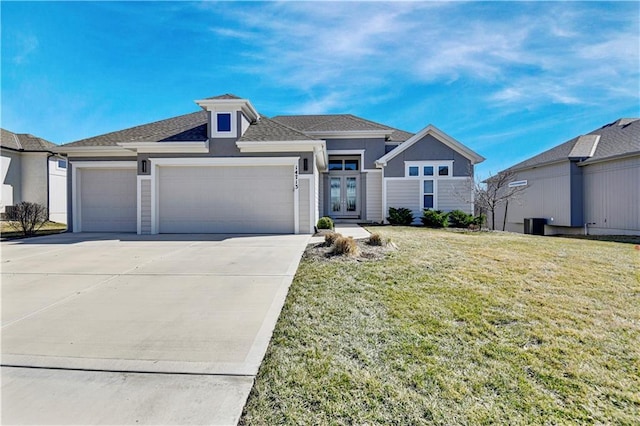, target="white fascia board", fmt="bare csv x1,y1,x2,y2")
305,130,391,139
71,160,137,169
117,141,209,153
58,146,134,157
150,156,300,167
376,124,485,167
194,99,259,122
237,140,328,171
236,140,321,153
